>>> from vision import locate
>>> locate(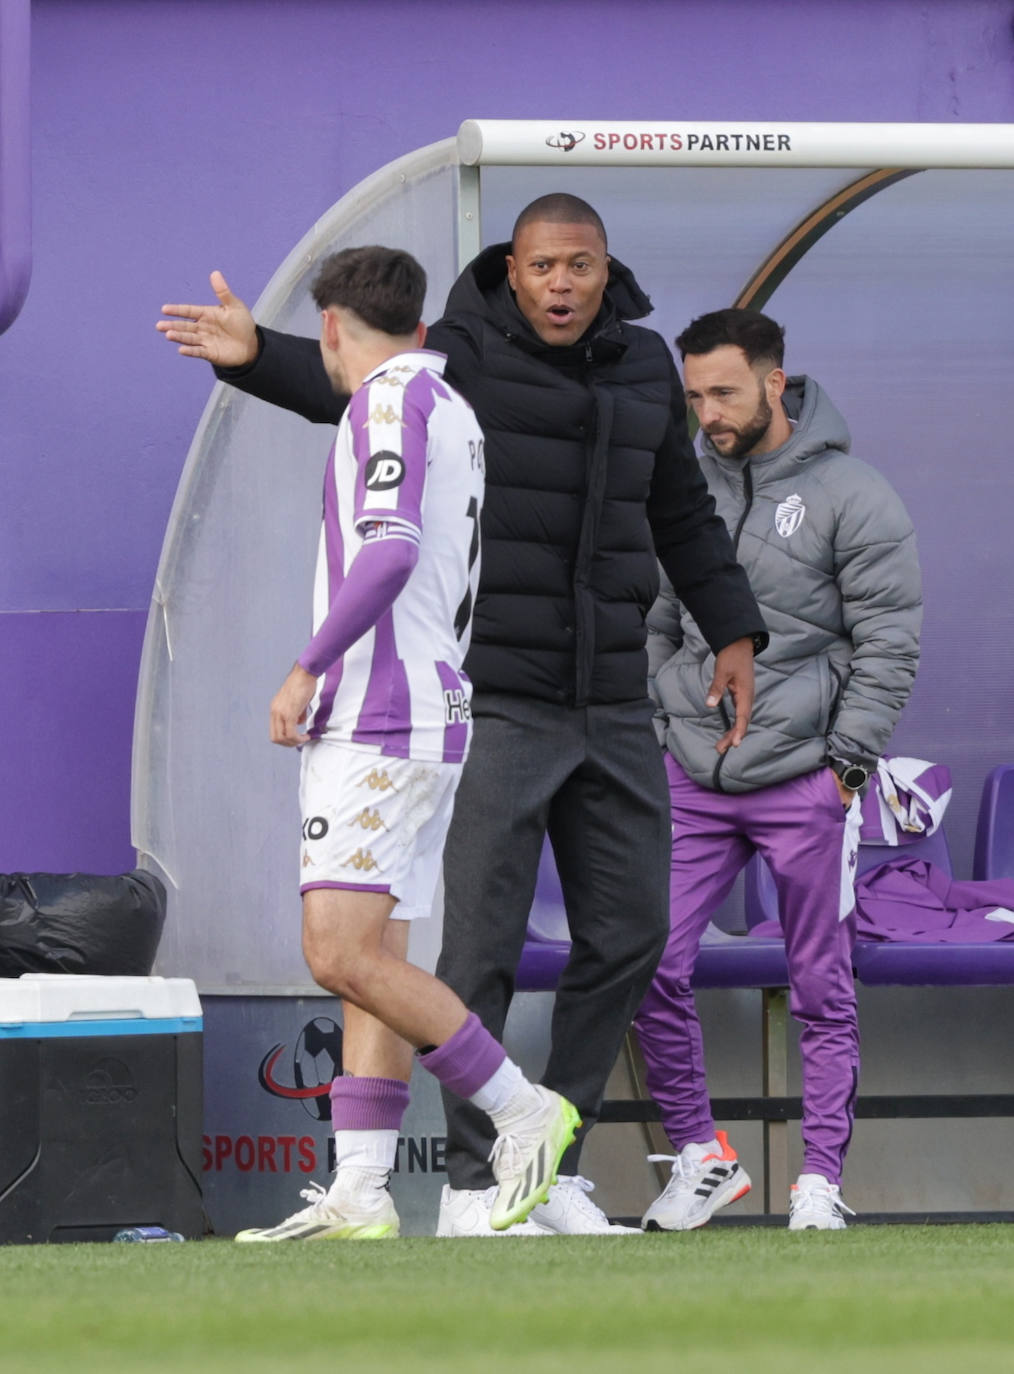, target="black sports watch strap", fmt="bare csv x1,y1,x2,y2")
830,757,871,791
